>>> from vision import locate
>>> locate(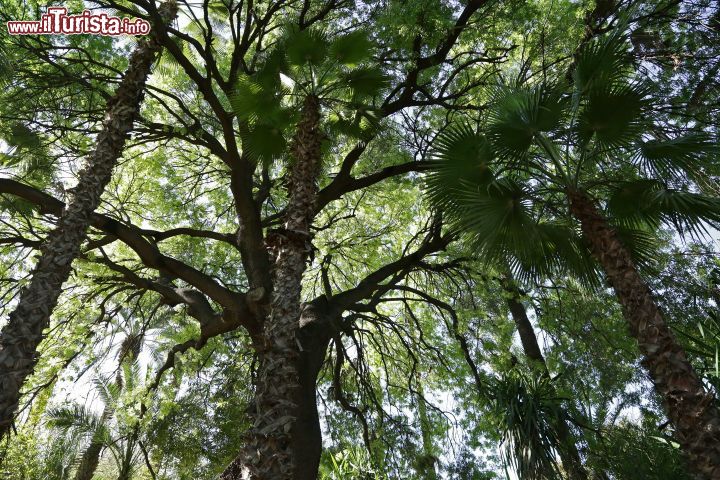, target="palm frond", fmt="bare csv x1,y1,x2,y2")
283,26,328,66
491,370,565,480
452,179,588,285
576,82,650,150
487,84,566,160
46,405,104,436
634,134,719,181
328,30,374,66
241,123,289,162
425,124,495,213
613,224,662,271
254,48,288,91
93,373,121,407
227,75,286,124
341,66,389,99
573,30,632,94
607,180,720,238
